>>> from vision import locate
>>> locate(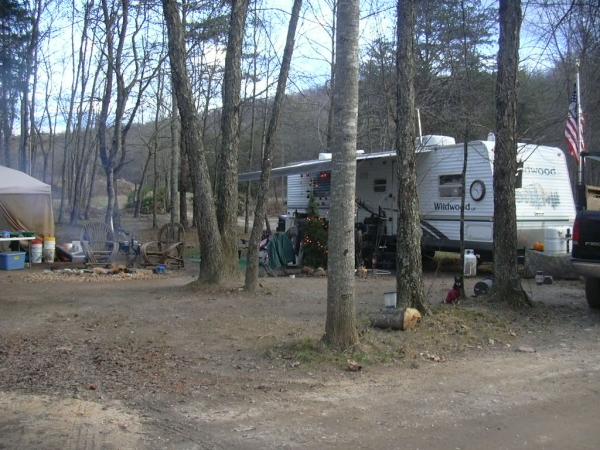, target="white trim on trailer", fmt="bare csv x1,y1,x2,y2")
240,137,577,256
